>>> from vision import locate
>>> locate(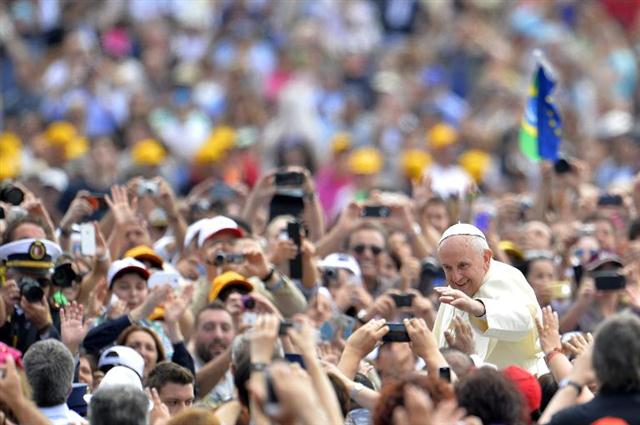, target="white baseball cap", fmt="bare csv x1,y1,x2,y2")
197,216,243,248
98,345,145,378
438,223,487,246
184,218,209,248
107,258,150,289
318,253,362,278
